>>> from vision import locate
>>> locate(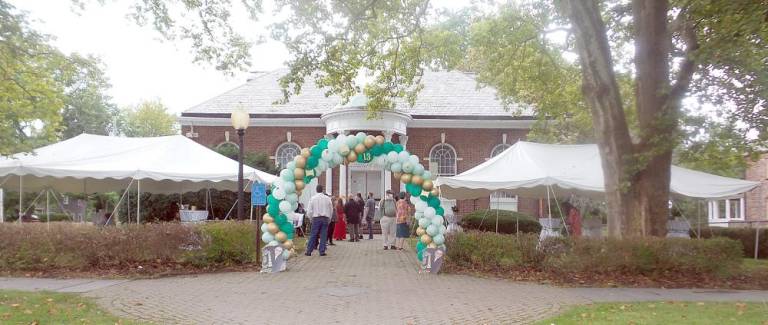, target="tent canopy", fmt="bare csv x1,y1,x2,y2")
436,141,759,200
0,134,278,194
